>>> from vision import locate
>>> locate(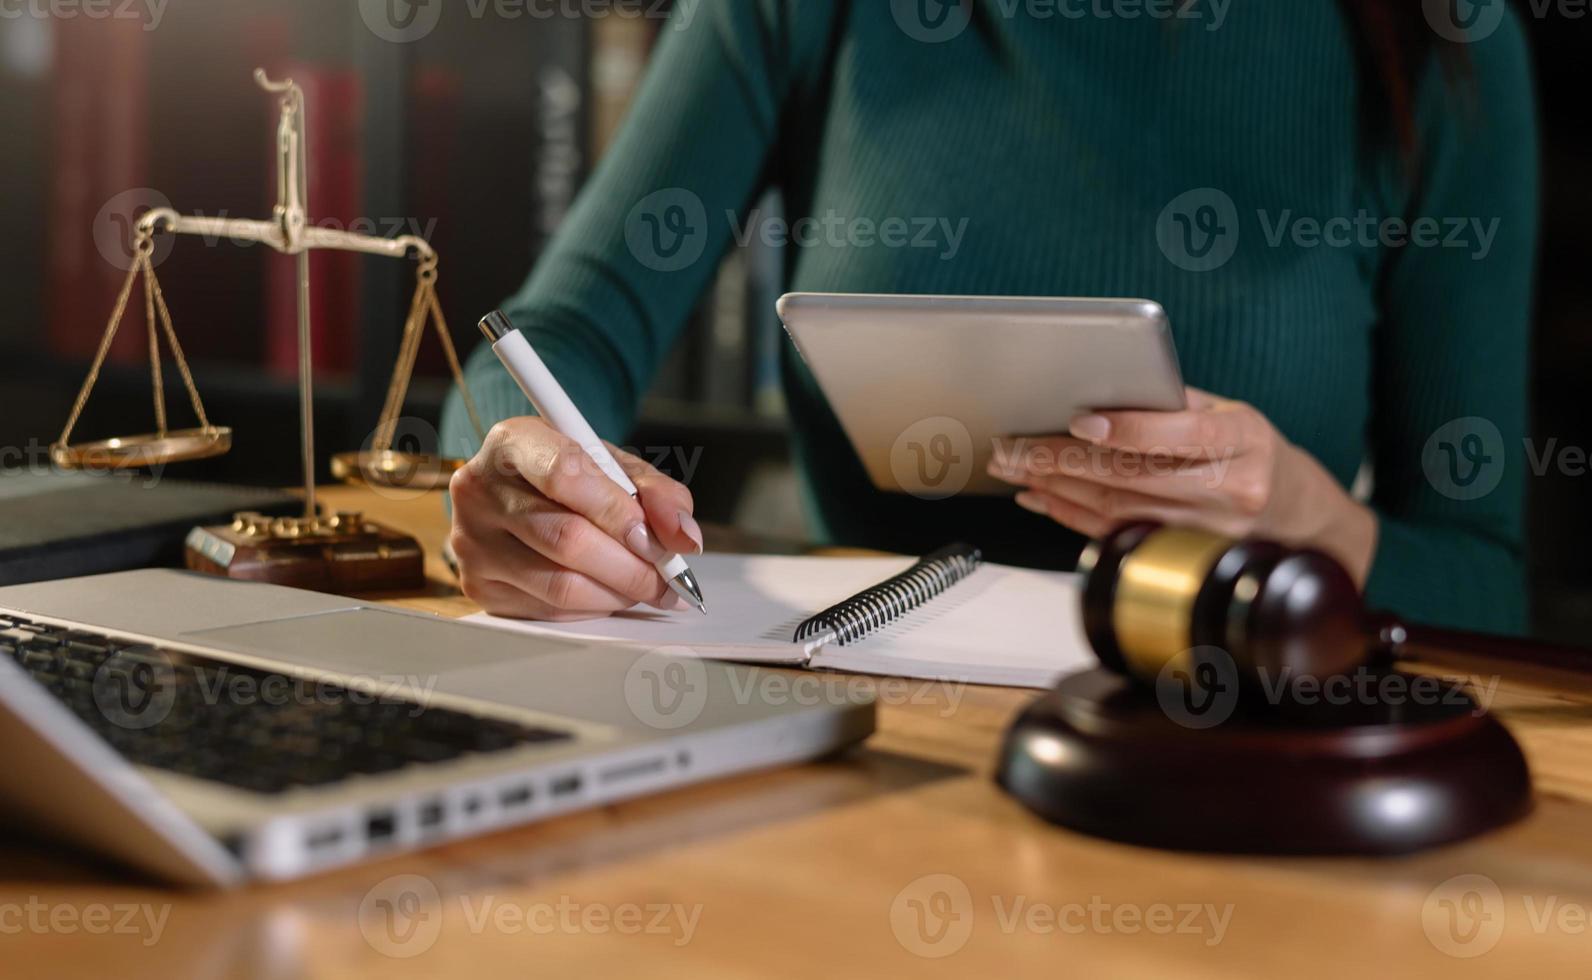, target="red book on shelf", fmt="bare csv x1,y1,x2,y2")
46,19,152,365
408,65,460,378
265,65,365,381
